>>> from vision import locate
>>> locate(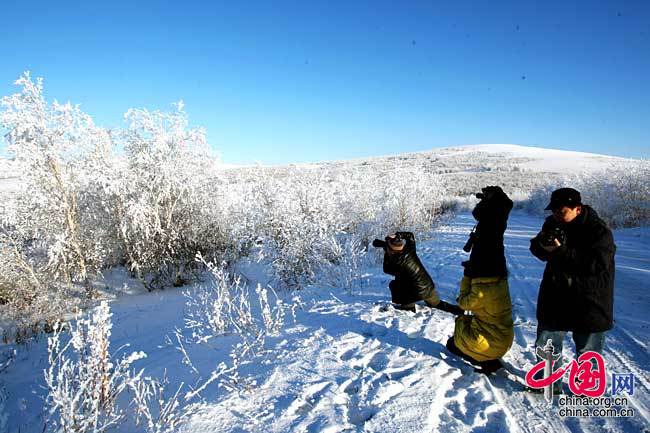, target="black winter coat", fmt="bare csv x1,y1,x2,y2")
383,232,437,305
463,189,513,278
530,205,616,332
